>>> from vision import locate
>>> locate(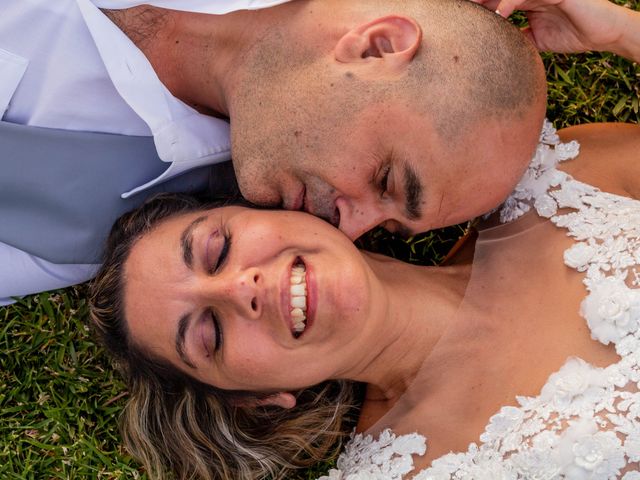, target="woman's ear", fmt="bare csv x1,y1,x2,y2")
234,392,297,409
334,15,422,74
